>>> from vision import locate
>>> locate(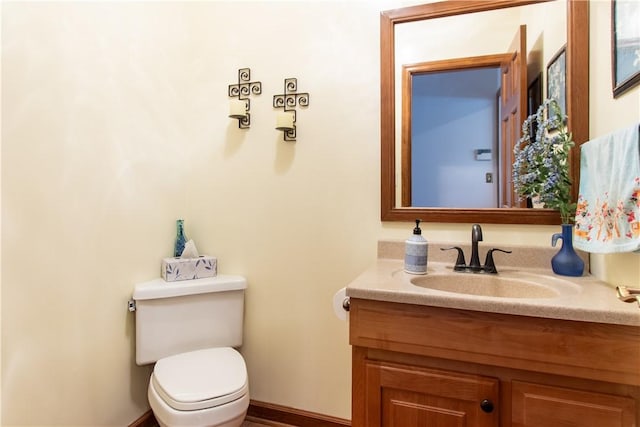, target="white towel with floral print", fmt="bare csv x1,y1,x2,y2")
574,123,640,253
